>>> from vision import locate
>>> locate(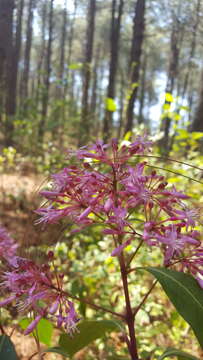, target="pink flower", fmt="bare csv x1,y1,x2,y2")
111,239,131,257
0,254,79,335
0,226,18,261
